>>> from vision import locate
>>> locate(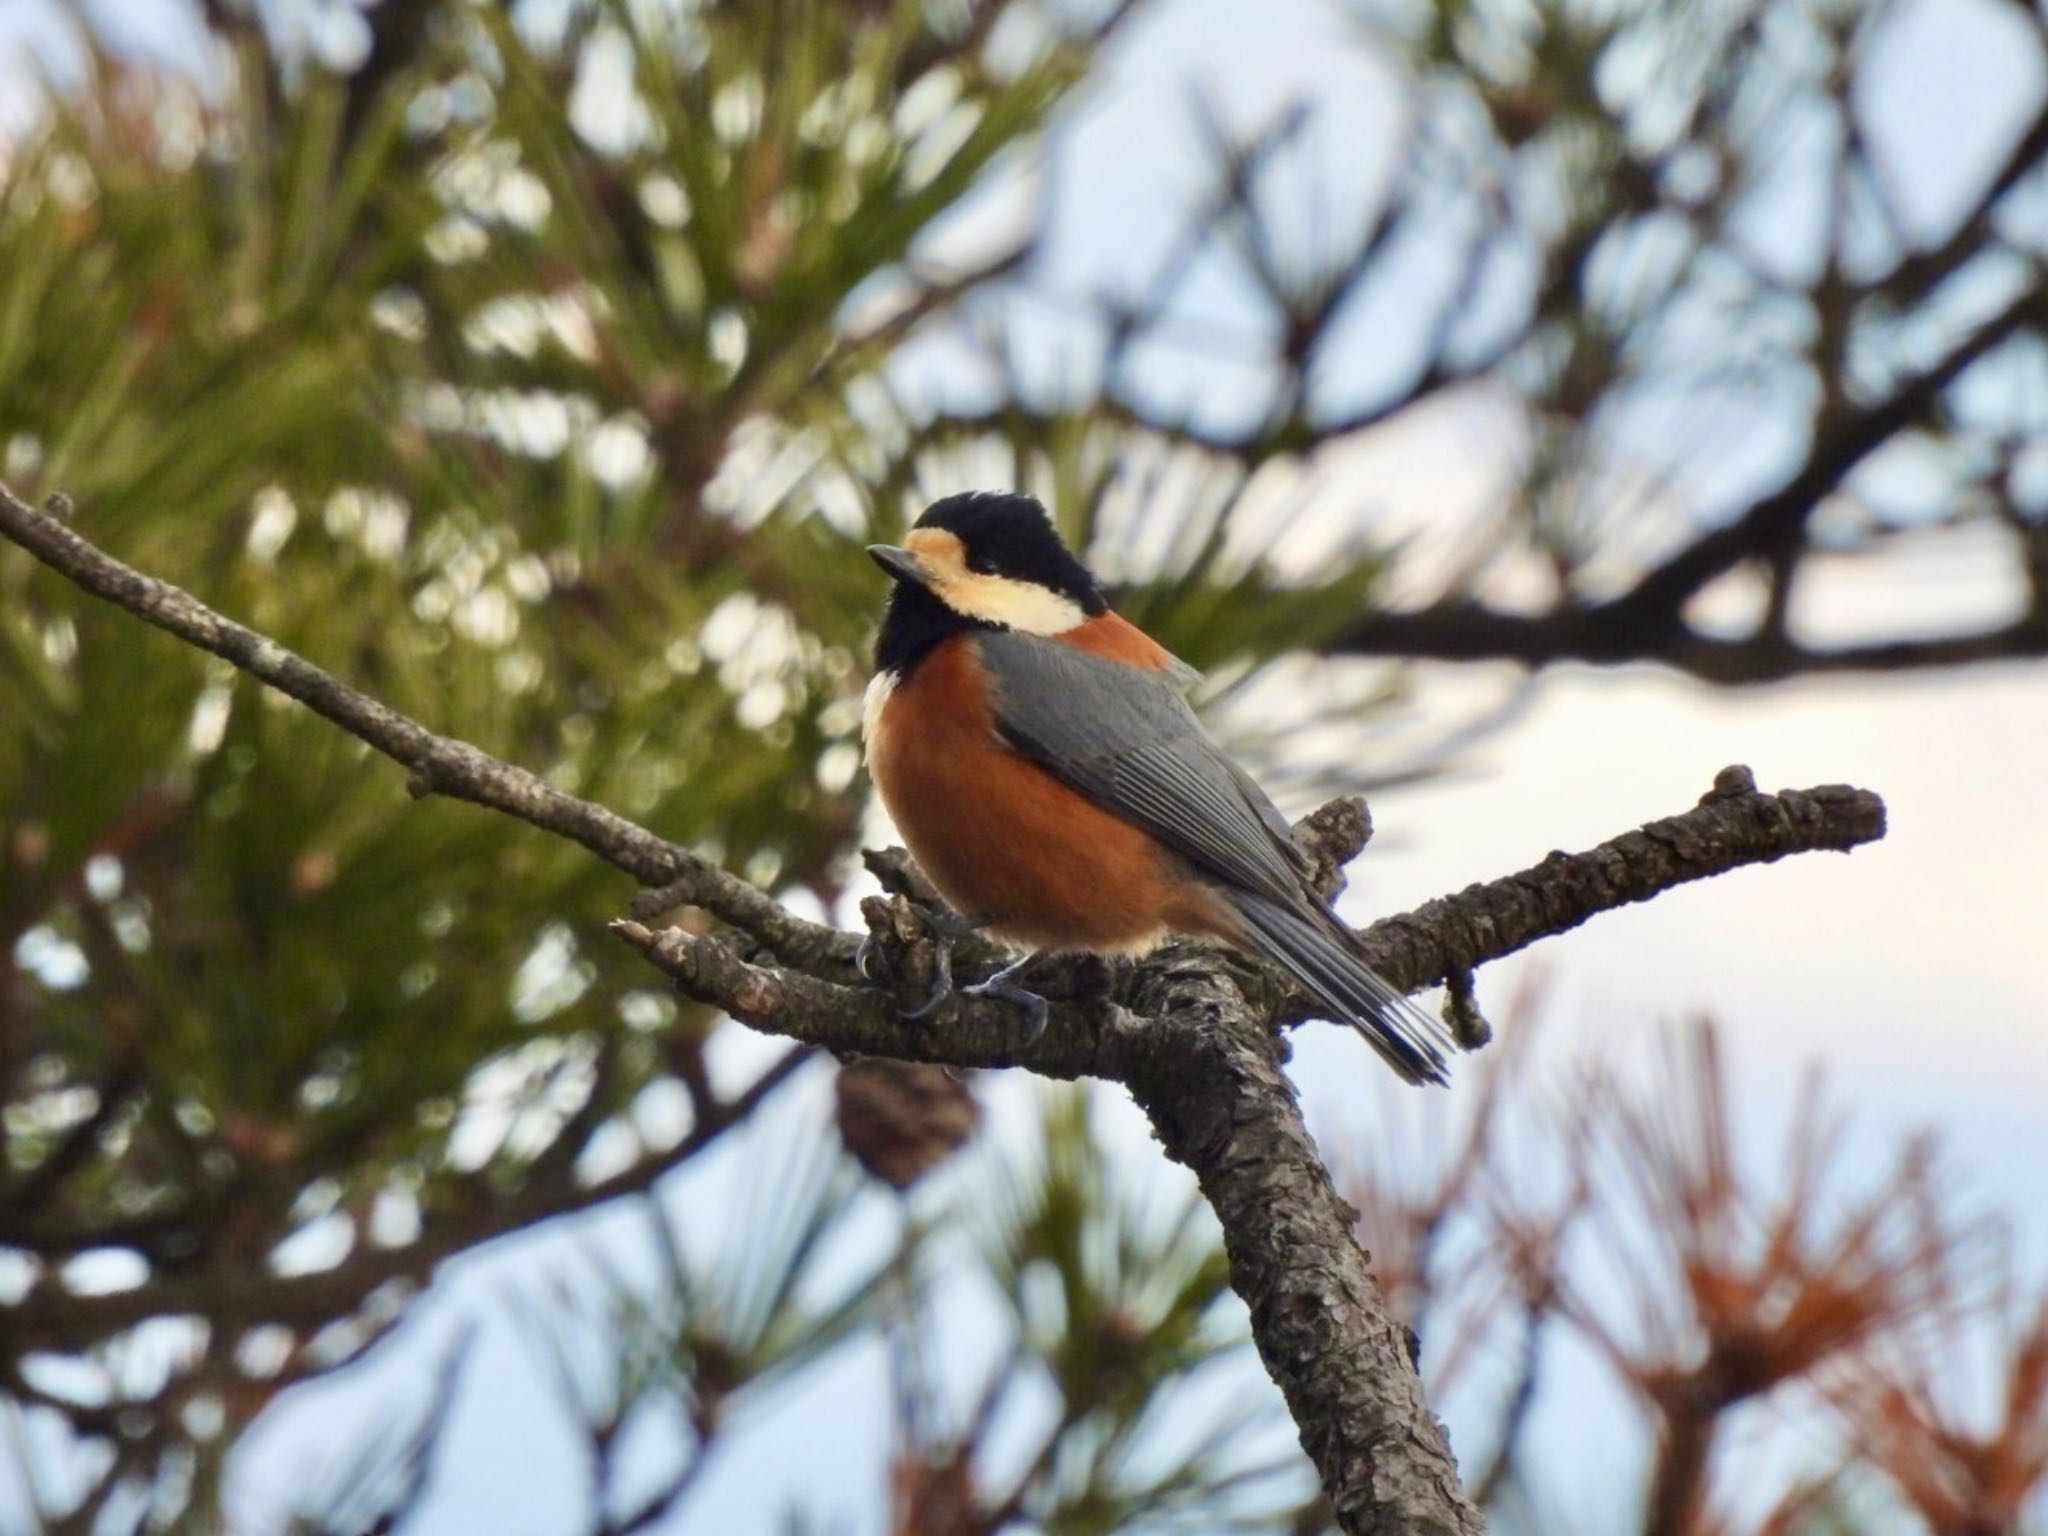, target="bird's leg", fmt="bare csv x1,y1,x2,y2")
857,905,992,1019
962,957,1049,1047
